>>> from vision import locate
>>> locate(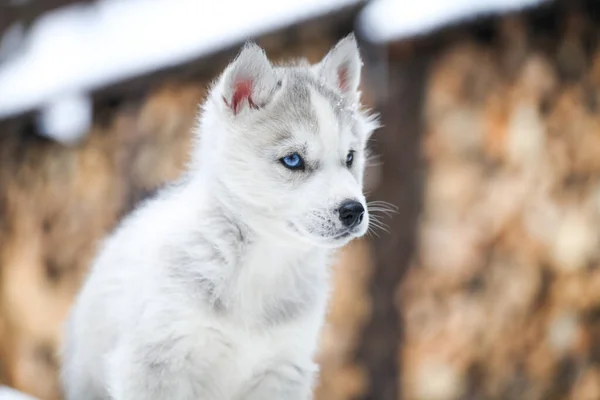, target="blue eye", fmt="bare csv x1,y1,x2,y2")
346,151,355,168
280,153,305,170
